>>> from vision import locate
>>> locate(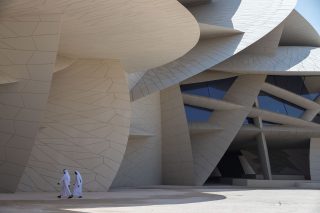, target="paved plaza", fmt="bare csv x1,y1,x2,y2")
0,186,319,213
